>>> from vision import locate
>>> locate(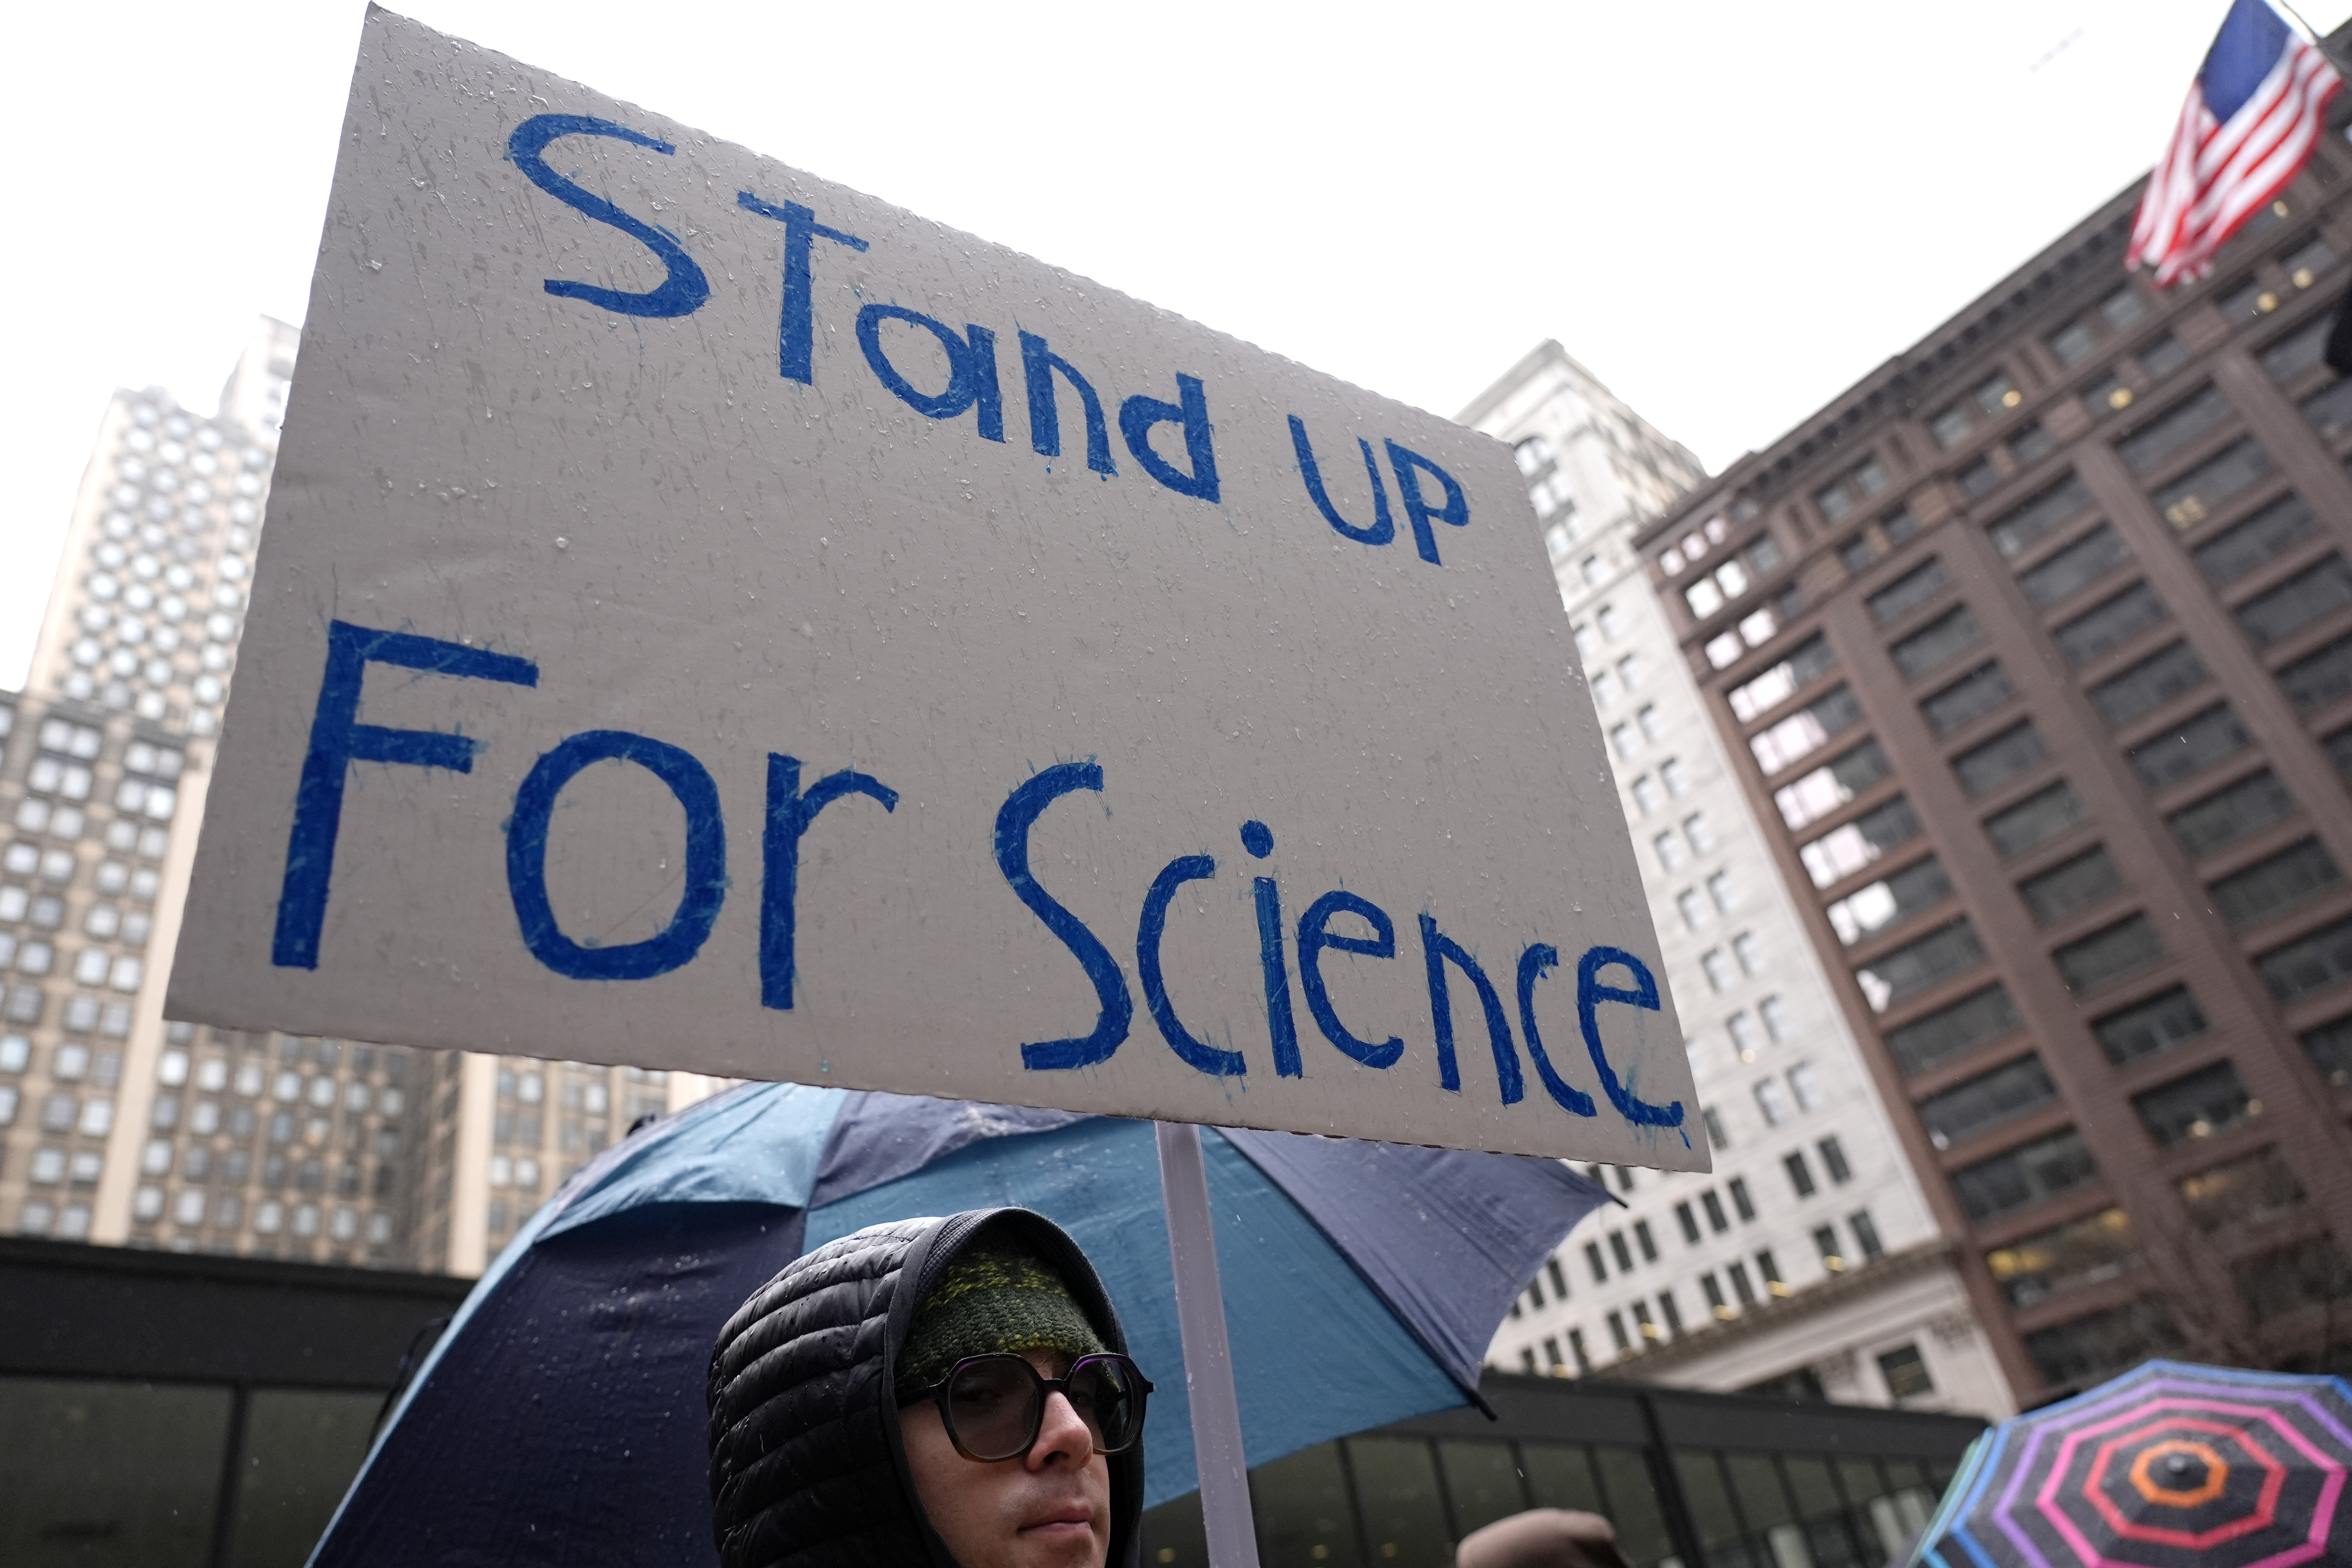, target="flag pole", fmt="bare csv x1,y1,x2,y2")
2271,0,2350,70
1155,1121,1262,1568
